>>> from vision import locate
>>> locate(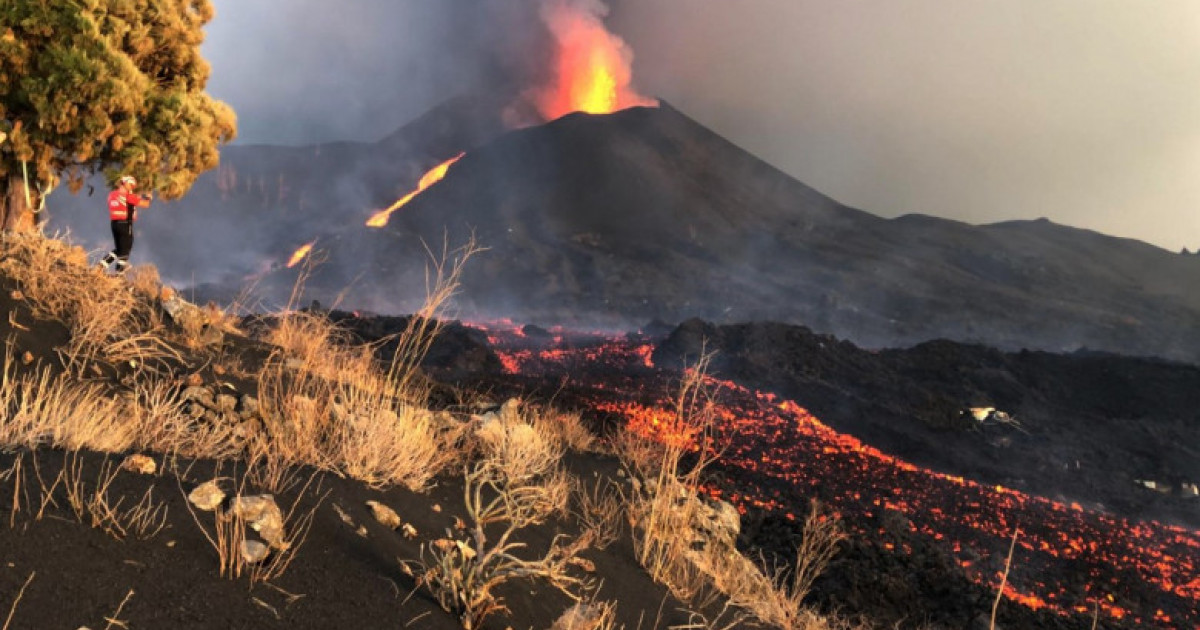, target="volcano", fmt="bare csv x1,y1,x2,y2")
49,99,1200,363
